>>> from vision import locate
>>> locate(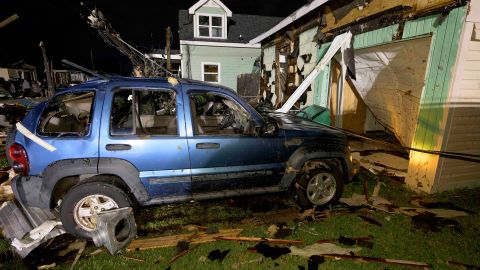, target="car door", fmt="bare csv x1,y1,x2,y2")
99,82,191,199
184,87,284,193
